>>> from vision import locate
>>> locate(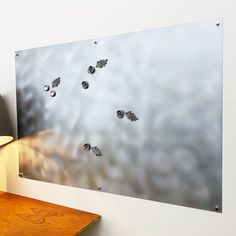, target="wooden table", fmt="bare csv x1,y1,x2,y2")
0,192,101,236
